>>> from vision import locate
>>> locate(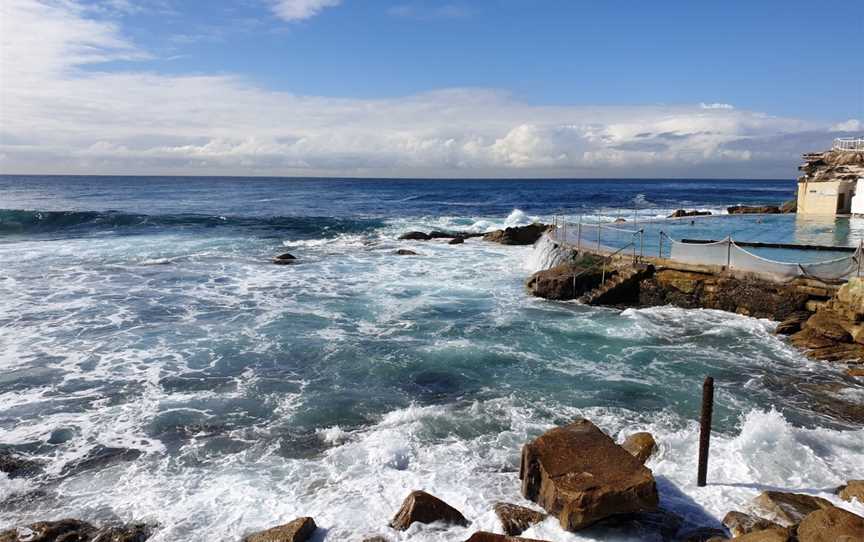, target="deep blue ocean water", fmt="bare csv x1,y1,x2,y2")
1,176,862,541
